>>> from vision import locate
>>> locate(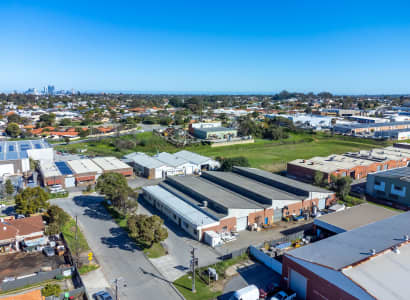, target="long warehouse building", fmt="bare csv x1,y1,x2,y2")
142,167,336,240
